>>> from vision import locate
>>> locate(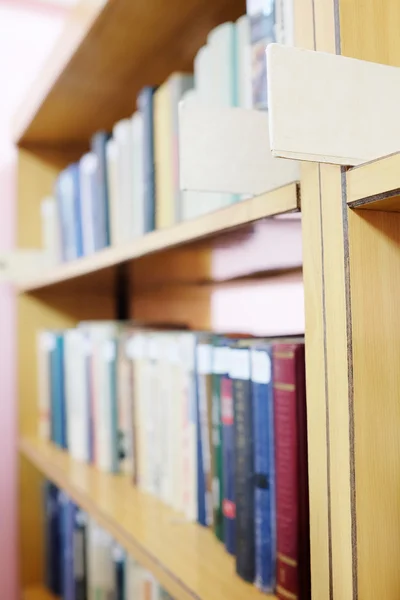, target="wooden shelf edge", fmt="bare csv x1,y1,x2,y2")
20,437,276,600
22,585,58,600
19,183,300,293
346,152,400,211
